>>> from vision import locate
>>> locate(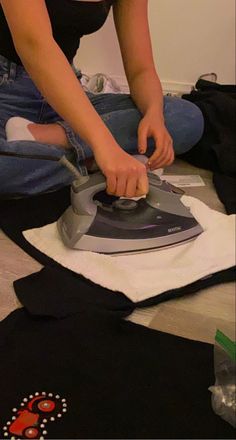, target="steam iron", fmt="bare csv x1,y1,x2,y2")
57,171,203,254
0,150,203,254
